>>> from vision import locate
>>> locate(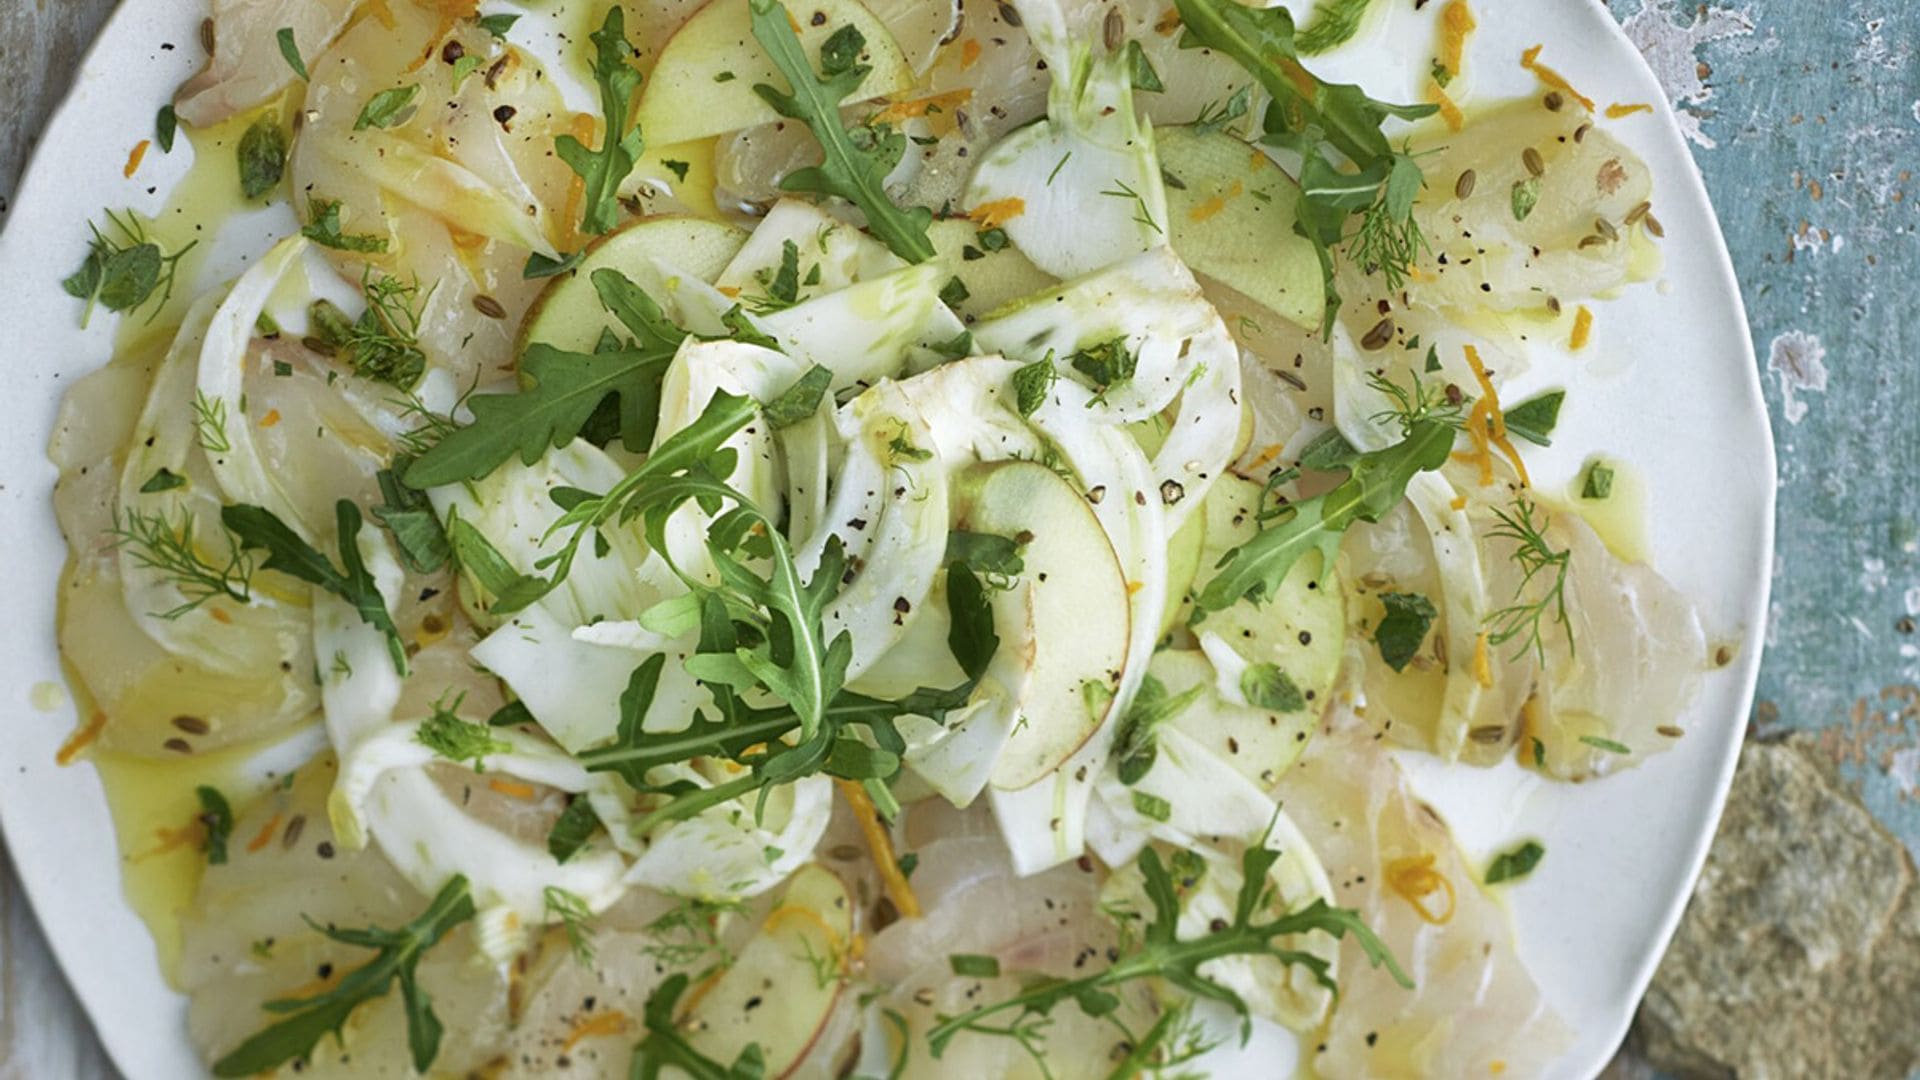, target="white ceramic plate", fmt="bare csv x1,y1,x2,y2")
0,2,1774,1077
